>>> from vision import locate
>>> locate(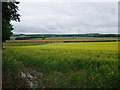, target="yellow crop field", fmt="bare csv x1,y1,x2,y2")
23,42,118,51
3,41,119,88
